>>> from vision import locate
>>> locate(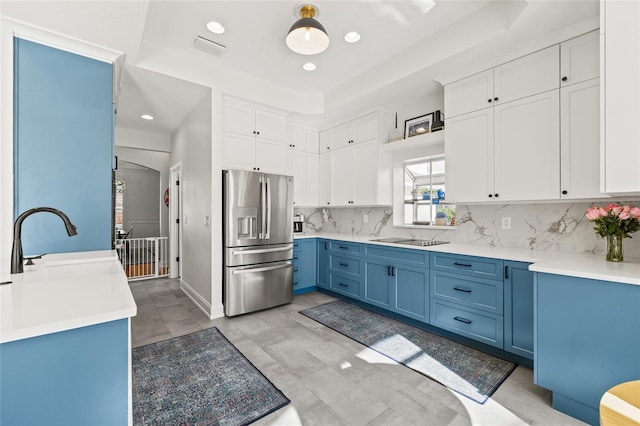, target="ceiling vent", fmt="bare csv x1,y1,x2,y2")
193,36,226,56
